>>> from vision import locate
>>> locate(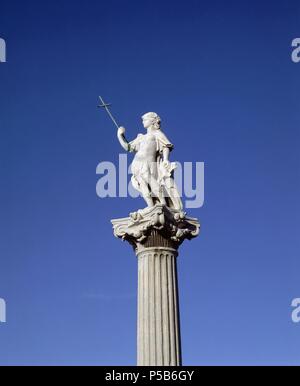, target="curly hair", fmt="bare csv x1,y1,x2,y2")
141,112,161,130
